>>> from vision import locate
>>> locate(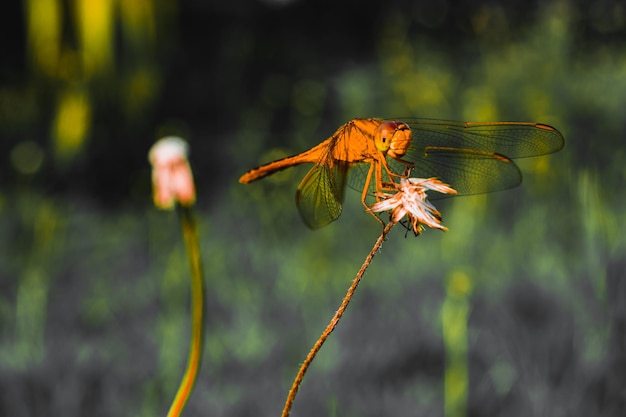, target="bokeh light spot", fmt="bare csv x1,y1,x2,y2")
11,141,45,175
